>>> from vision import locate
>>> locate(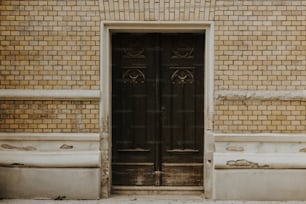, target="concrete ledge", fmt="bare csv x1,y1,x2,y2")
214,133,306,154
0,133,101,151
215,133,306,143
102,20,213,30
0,167,100,199
0,151,100,168
215,153,306,169
214,169,306,201
0,132,101,141
216,90,306,101
0,89,100,100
